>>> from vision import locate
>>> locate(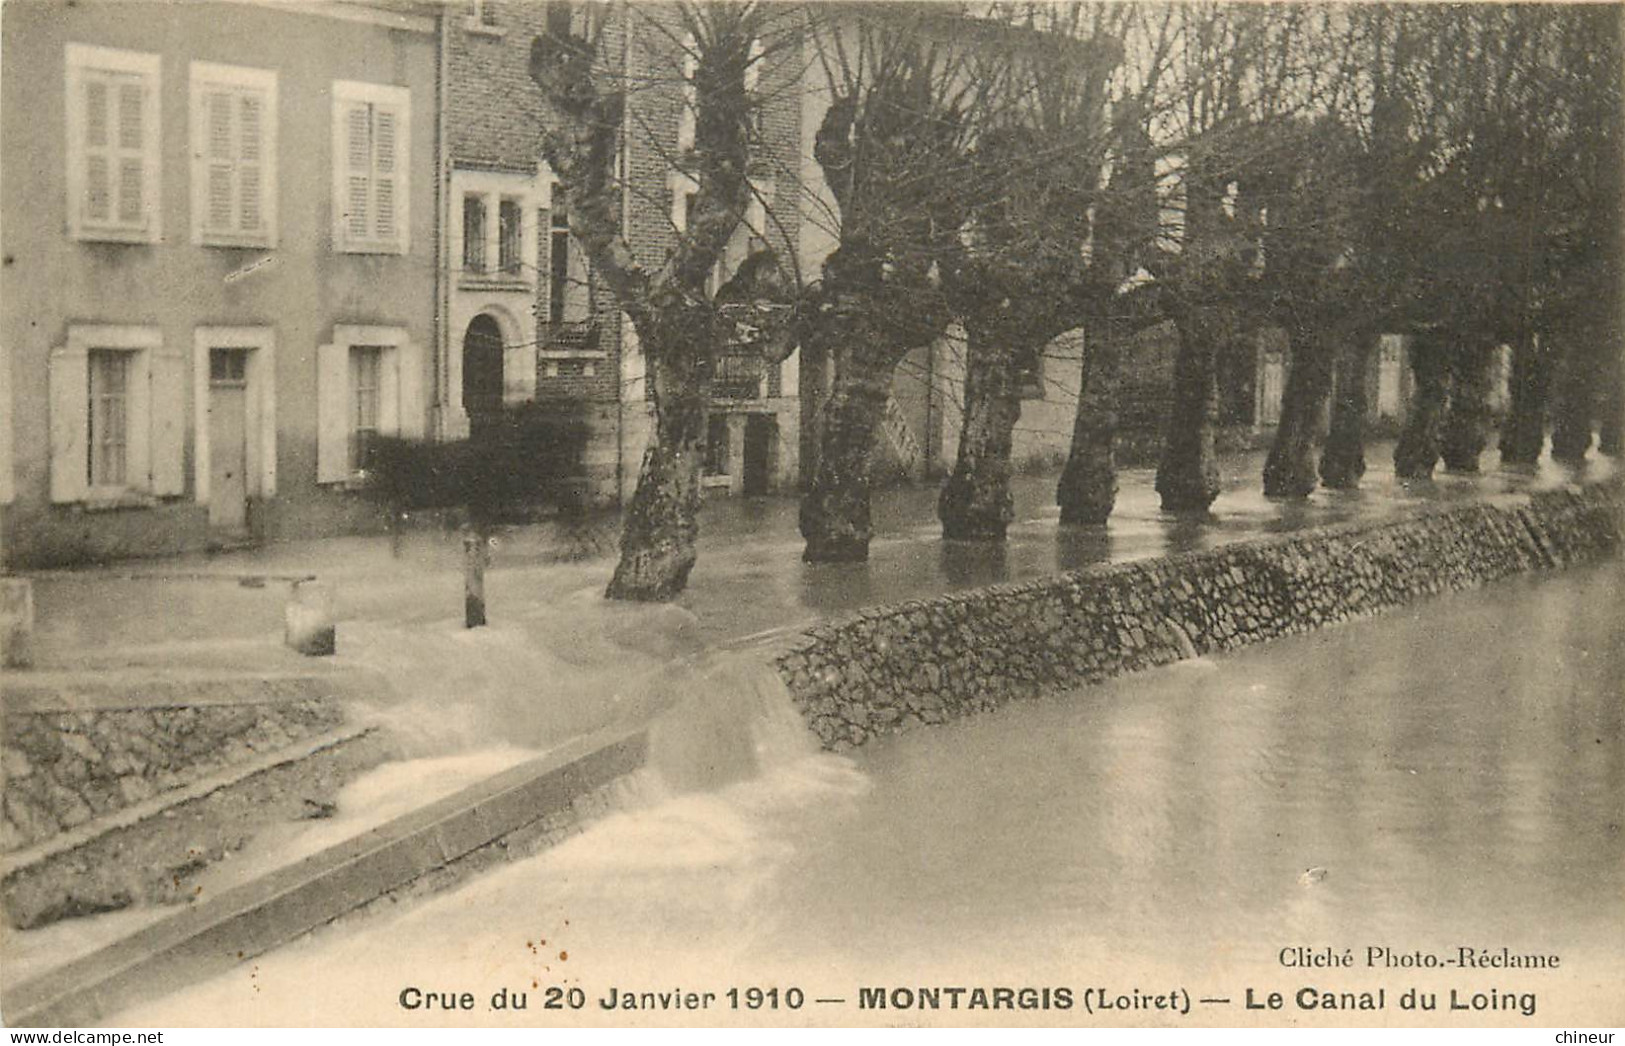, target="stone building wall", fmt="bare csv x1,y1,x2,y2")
776,483,1623,750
